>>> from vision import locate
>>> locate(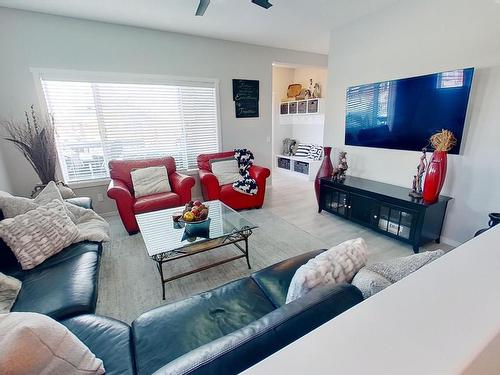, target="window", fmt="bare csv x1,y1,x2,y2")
40,76,219,183
437,69,464,89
